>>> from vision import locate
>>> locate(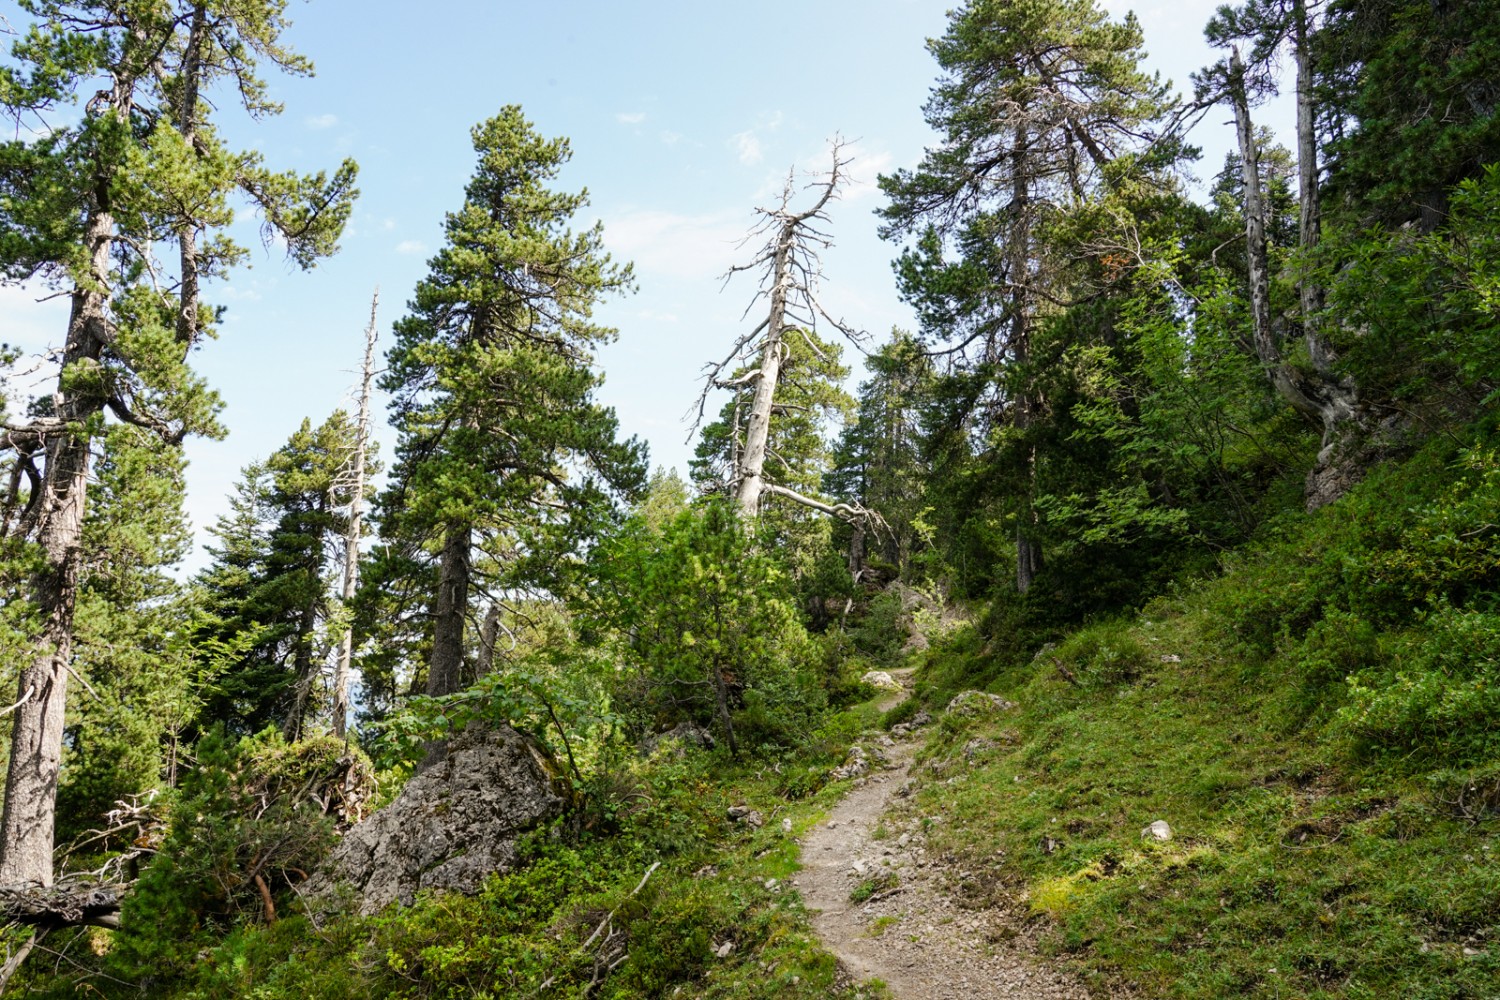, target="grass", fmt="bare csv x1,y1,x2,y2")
894,436,1500,999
